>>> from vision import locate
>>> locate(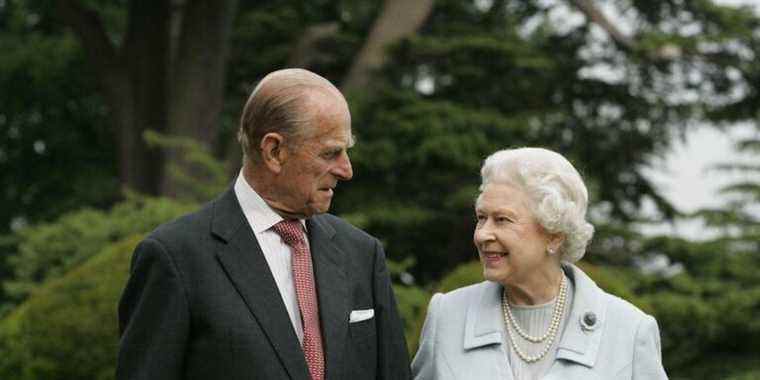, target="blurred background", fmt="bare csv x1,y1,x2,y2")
1,0,759,379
